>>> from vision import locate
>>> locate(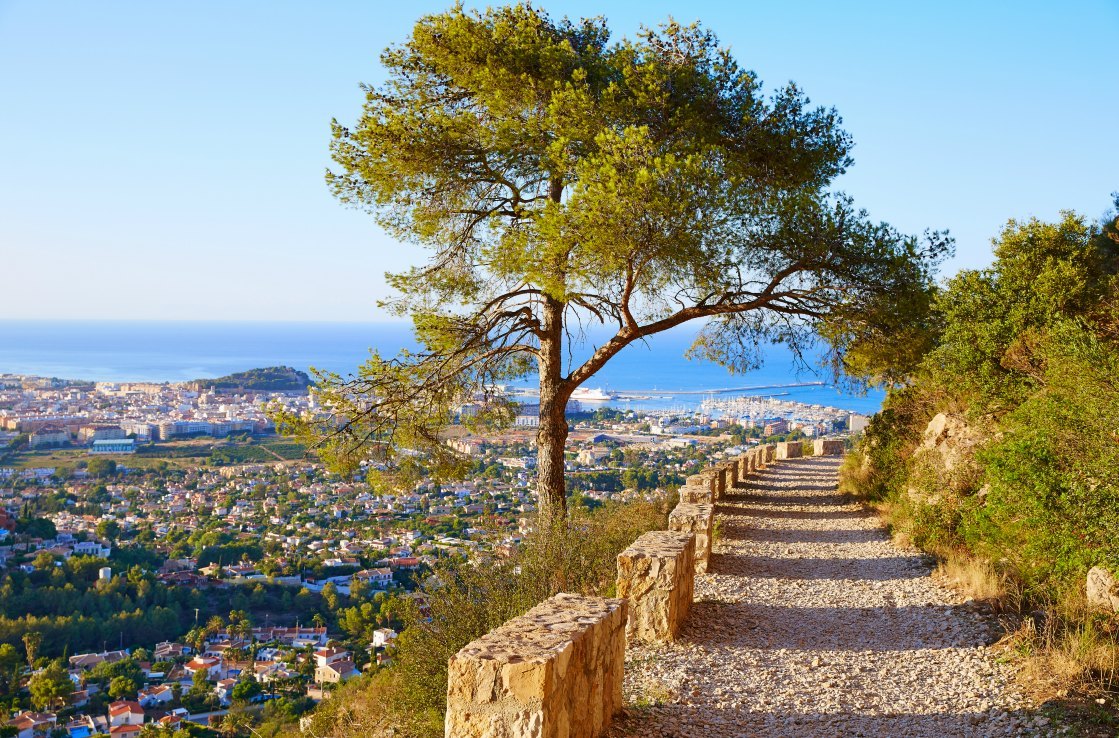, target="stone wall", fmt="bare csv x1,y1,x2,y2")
616,530,695,642
668,502,714,574
445,593,627,738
